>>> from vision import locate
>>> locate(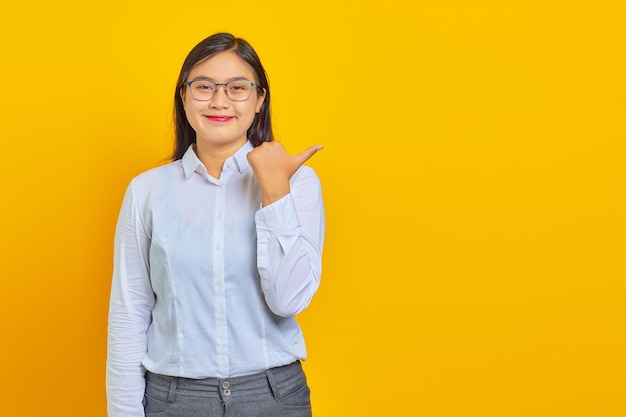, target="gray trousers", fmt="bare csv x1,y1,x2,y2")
144,361,312,417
